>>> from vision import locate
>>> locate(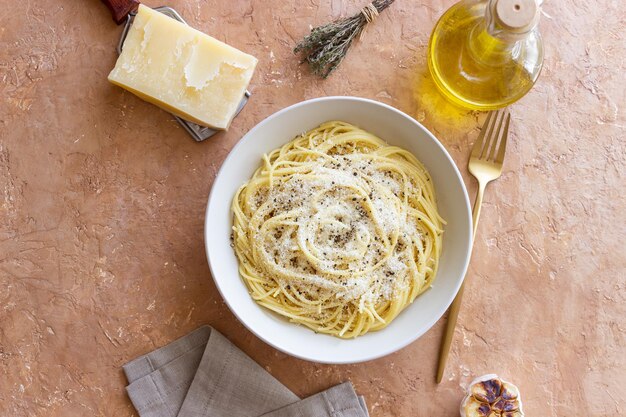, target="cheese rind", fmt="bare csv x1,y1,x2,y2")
108,5,257,130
